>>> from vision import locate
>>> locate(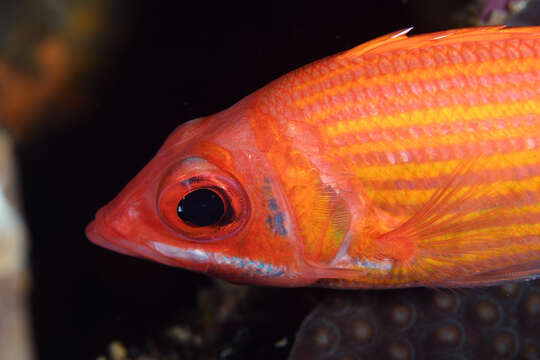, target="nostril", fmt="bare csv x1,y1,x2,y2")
100,200,145,239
